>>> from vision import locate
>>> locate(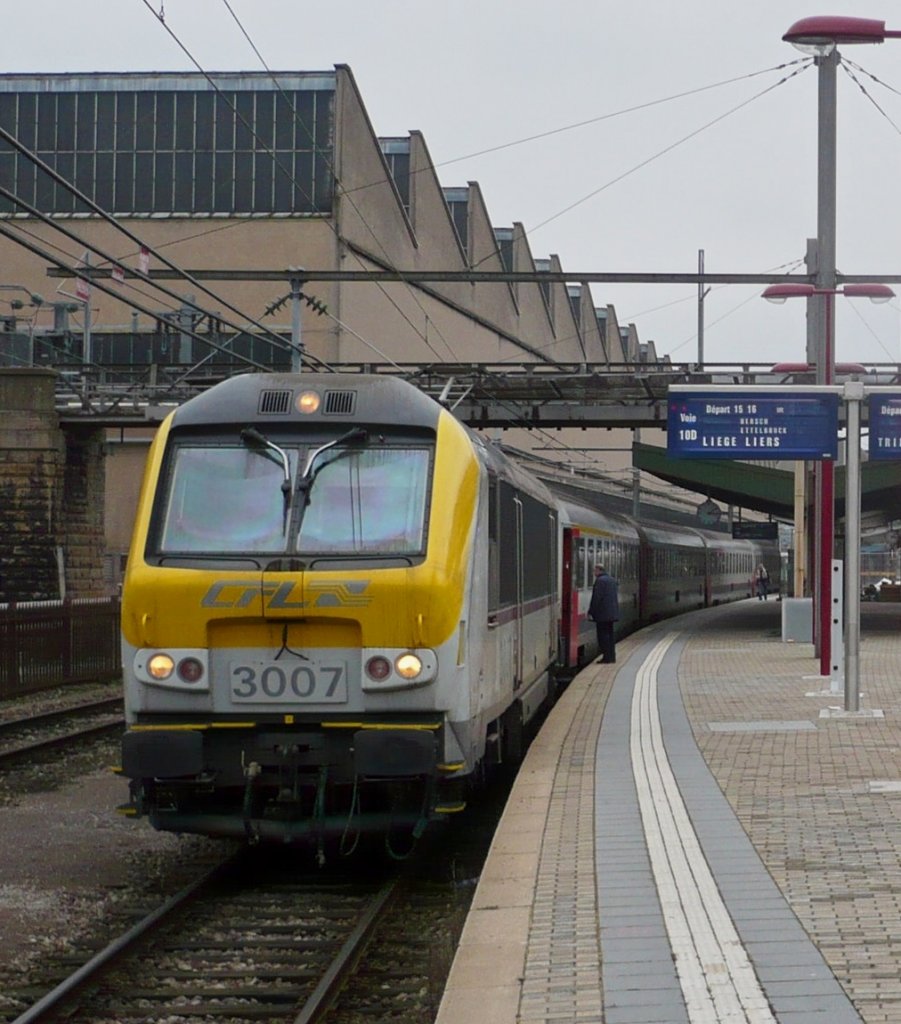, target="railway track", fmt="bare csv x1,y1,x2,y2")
0,688,511,1024
7,848,398,1024
0,697,123,767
